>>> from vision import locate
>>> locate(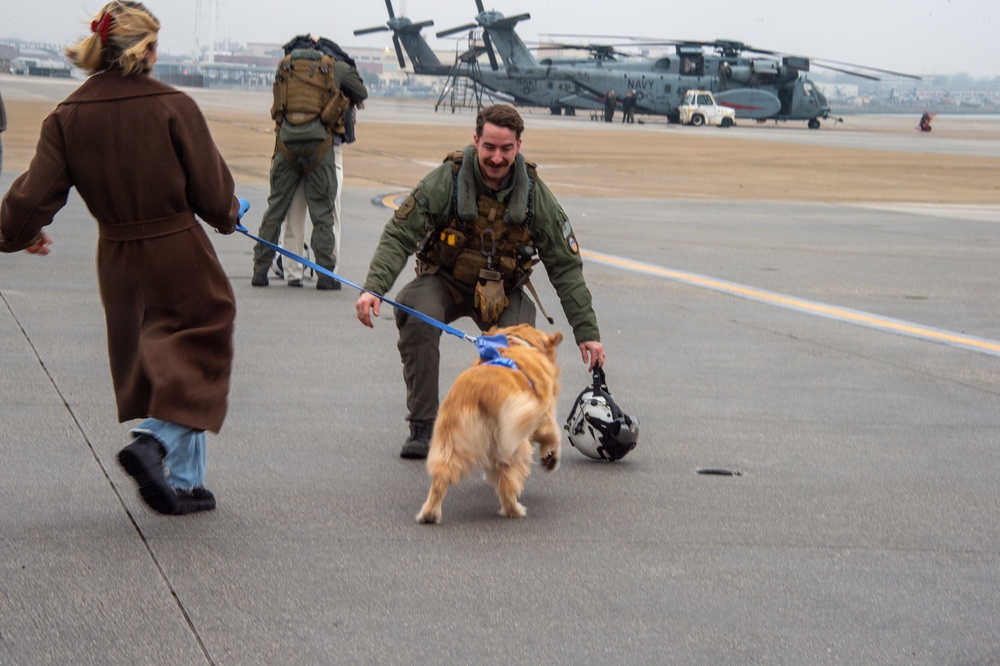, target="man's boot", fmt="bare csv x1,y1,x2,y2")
400,421,433,459
251,269,269,287
316,274,341,290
